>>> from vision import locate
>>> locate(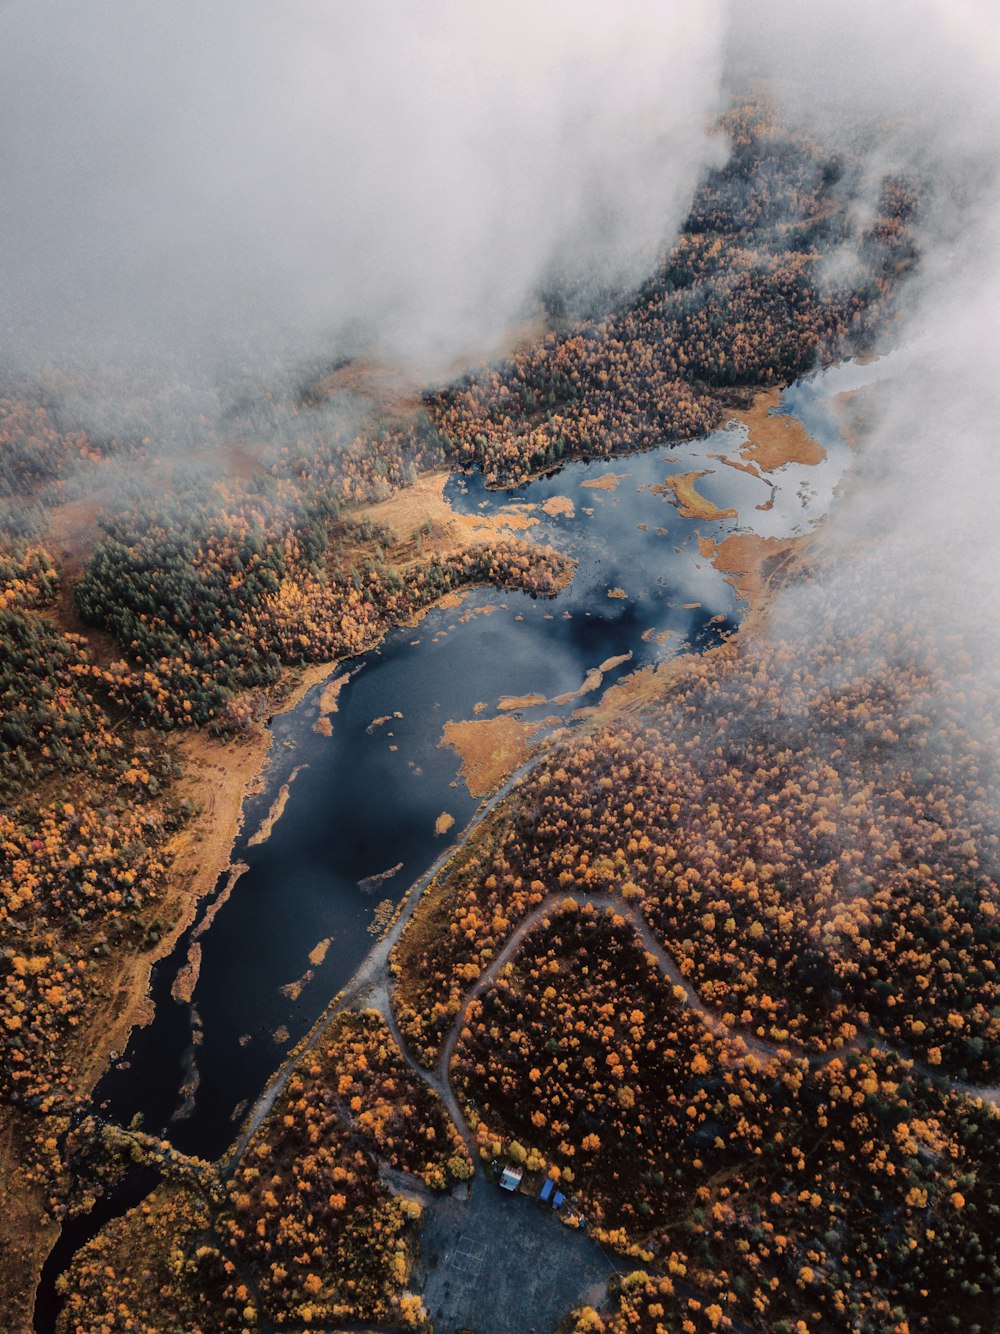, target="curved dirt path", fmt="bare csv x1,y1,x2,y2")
227,758,537,1170
437,891,831,1087
434,892,1000,1132
231,801,1000,1176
